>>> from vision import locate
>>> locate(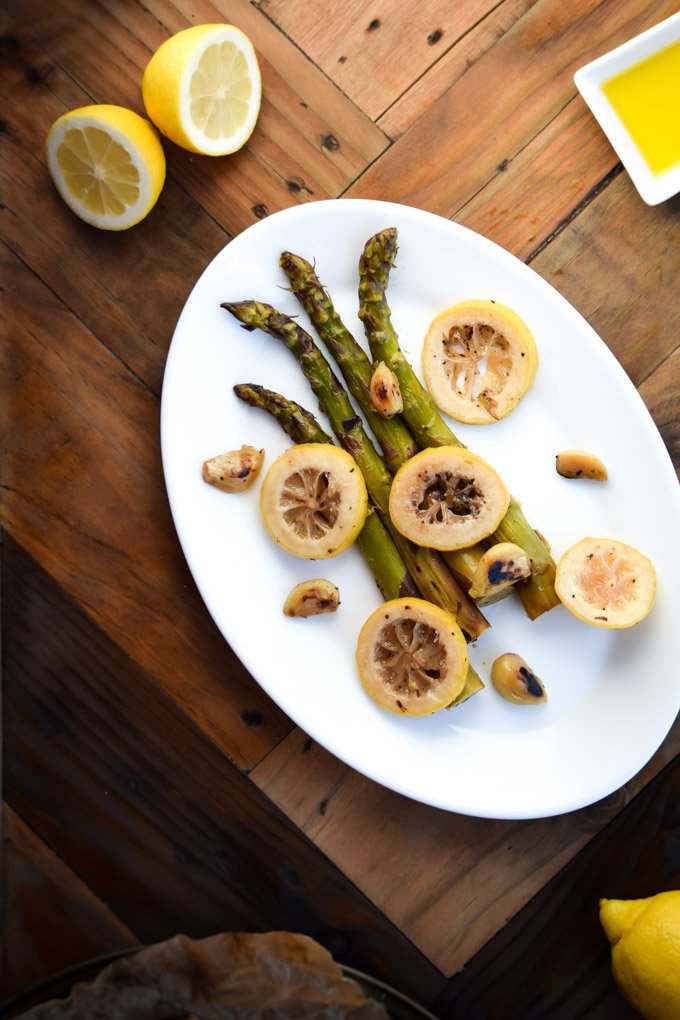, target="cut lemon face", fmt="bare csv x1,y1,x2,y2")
388,447,510,551
555,537,656,628
422,300,538,424
45,105,166,230
356,598,468,715
259,444,367,559
142,23,261,156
